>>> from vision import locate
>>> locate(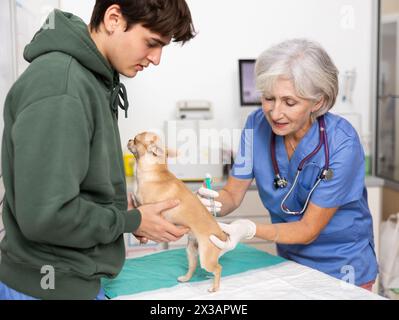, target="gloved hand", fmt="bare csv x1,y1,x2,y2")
196,187,222,216
209,219,257,256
